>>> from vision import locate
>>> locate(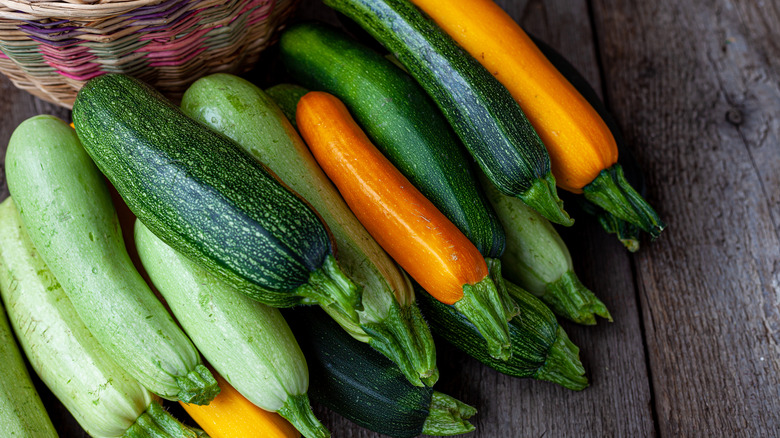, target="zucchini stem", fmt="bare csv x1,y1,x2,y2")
277,393,330,438
538,271,612,325
297,255,362,324
520,171,574,226
175,364,220,405
576,196,641,252
125,402,201,438
583,164,665,238
421,392,477,436
454,275,514,361
534,327,589,391
361,300,440,387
